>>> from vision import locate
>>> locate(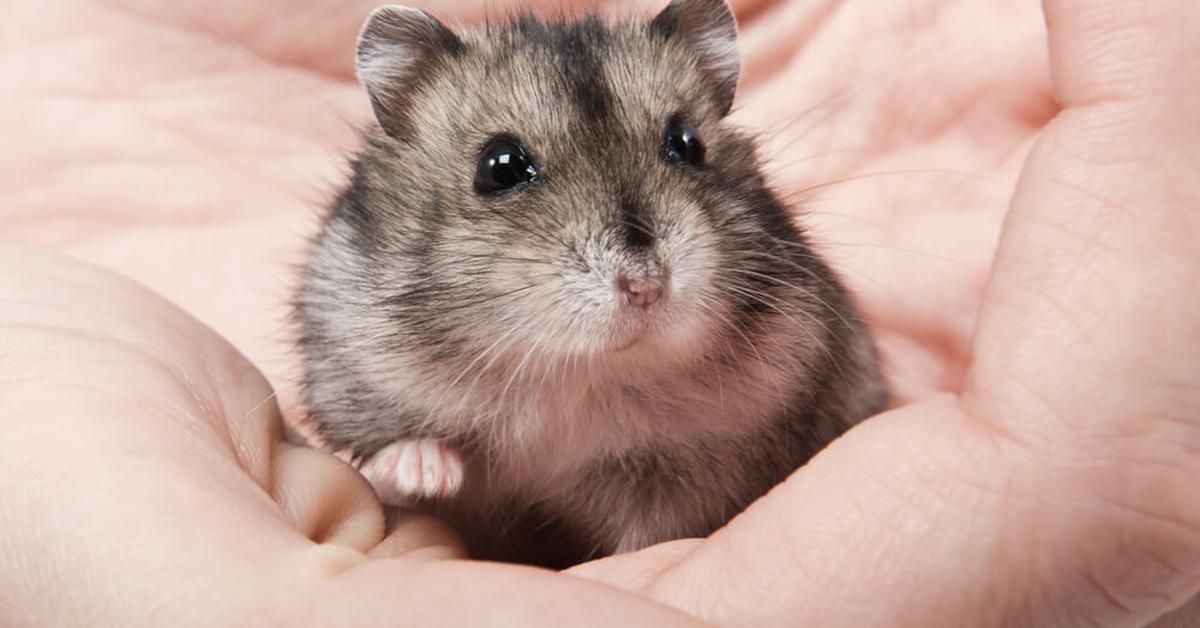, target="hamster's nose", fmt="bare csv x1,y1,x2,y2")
617,273,664,308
